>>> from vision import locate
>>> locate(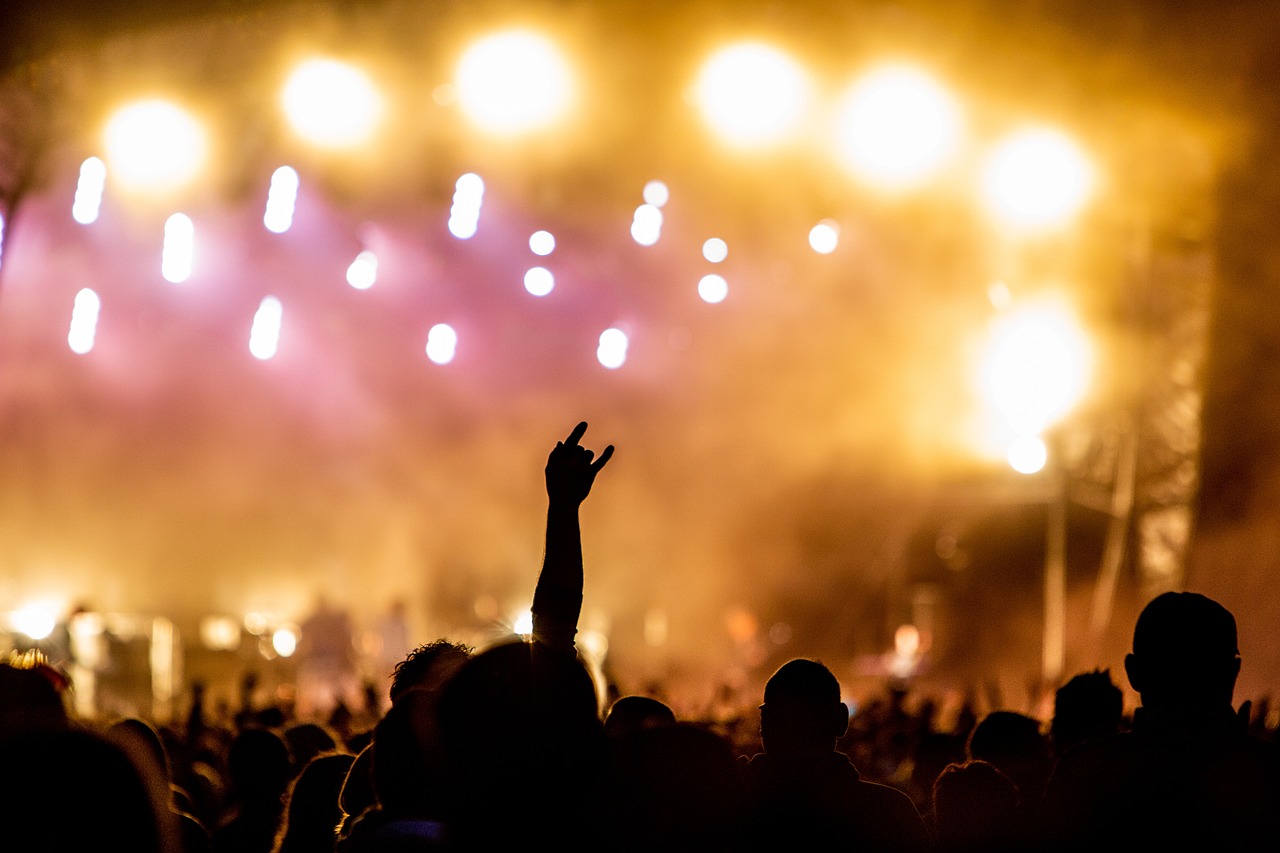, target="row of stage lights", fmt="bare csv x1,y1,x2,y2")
92,31,1096,231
